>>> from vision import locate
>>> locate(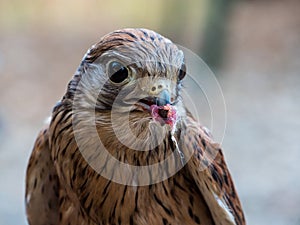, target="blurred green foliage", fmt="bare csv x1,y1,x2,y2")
0,0,232,70
200,0,234,70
